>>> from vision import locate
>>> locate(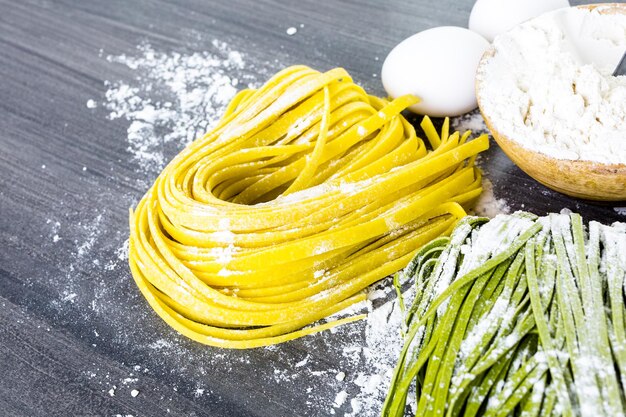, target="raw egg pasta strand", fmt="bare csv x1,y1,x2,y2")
129,65,489,349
